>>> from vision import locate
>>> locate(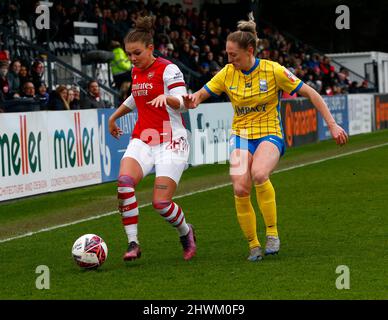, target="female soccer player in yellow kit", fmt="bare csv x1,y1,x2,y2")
183,20,348,261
